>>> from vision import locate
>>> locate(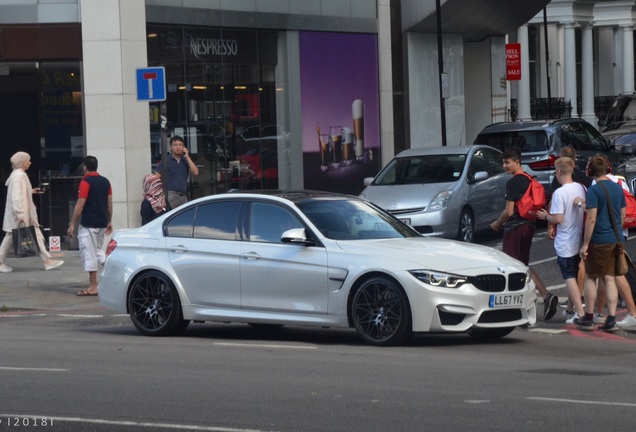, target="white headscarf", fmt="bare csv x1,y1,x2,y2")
10,152,30,170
